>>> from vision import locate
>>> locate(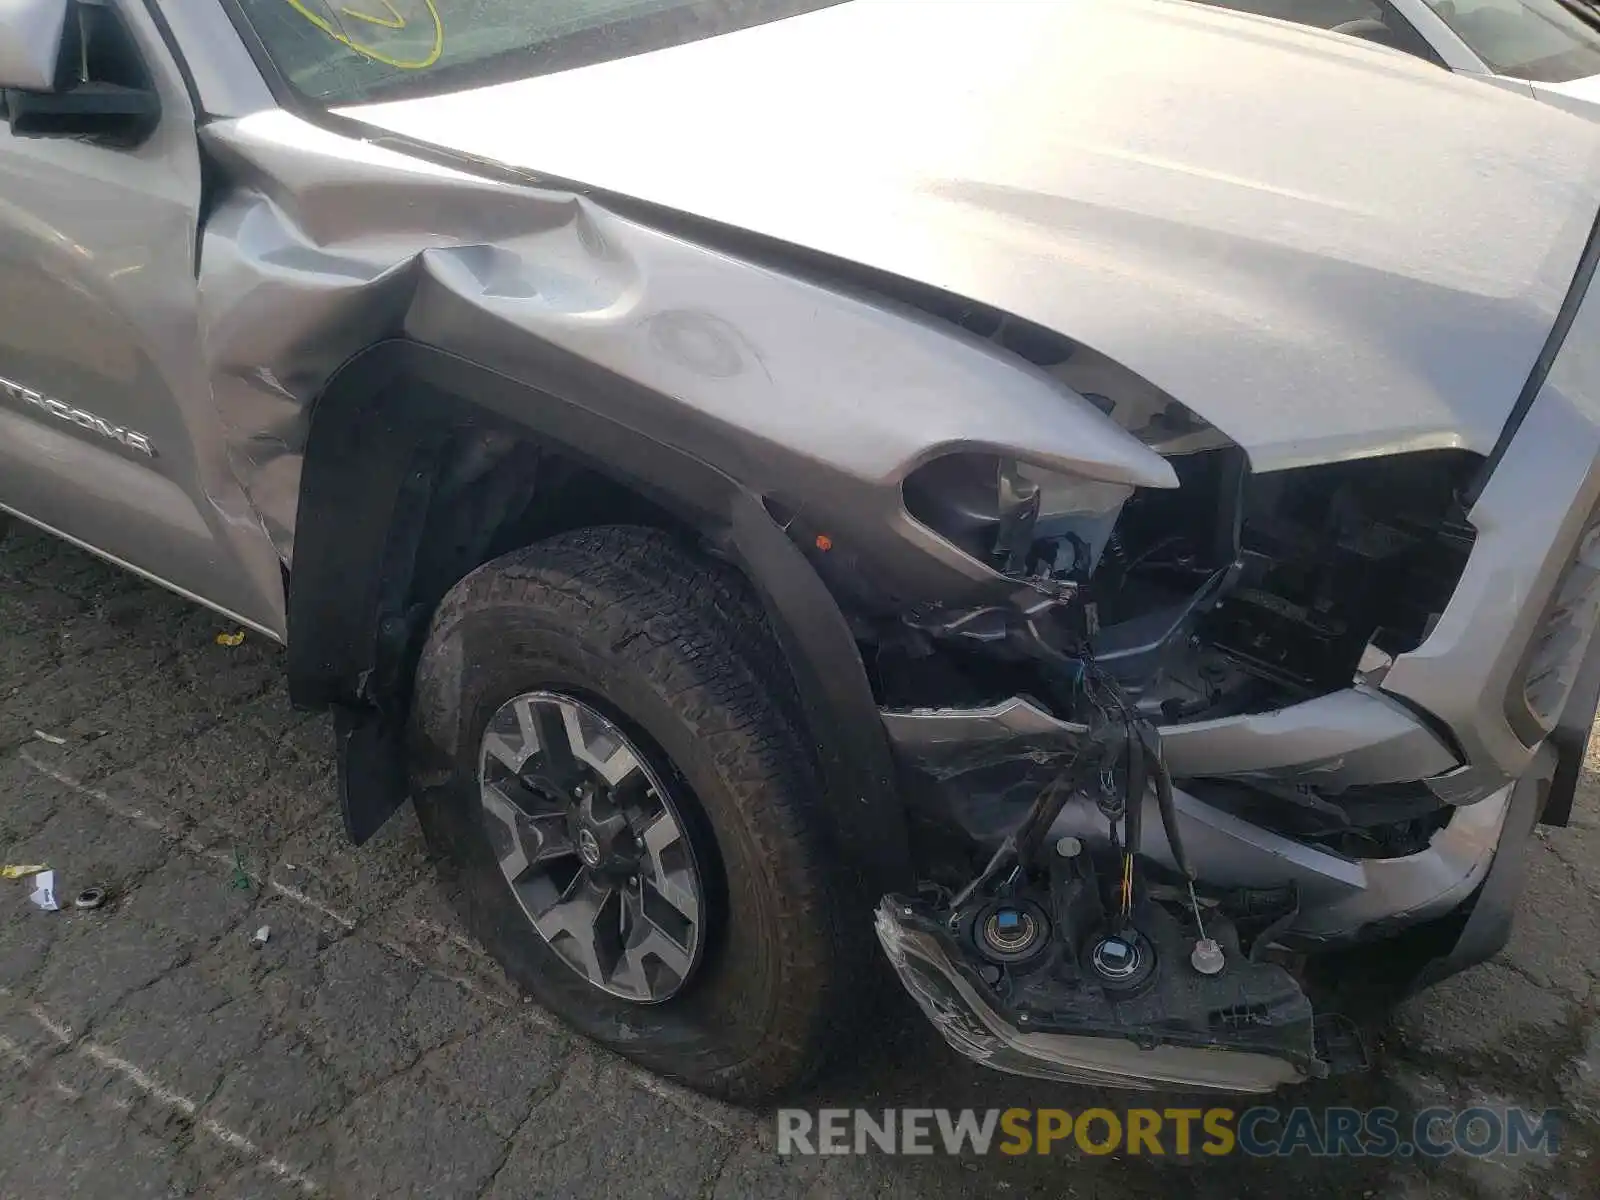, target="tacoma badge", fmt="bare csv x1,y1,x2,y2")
0,375,155,457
